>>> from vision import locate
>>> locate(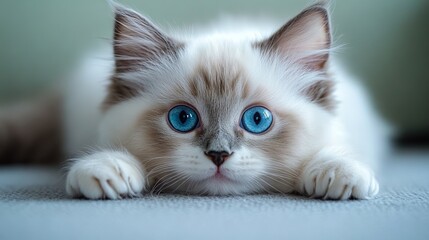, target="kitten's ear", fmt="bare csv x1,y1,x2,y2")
112,4,183,72
256,3,331,70
103,4,183,109
256,3,335,111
